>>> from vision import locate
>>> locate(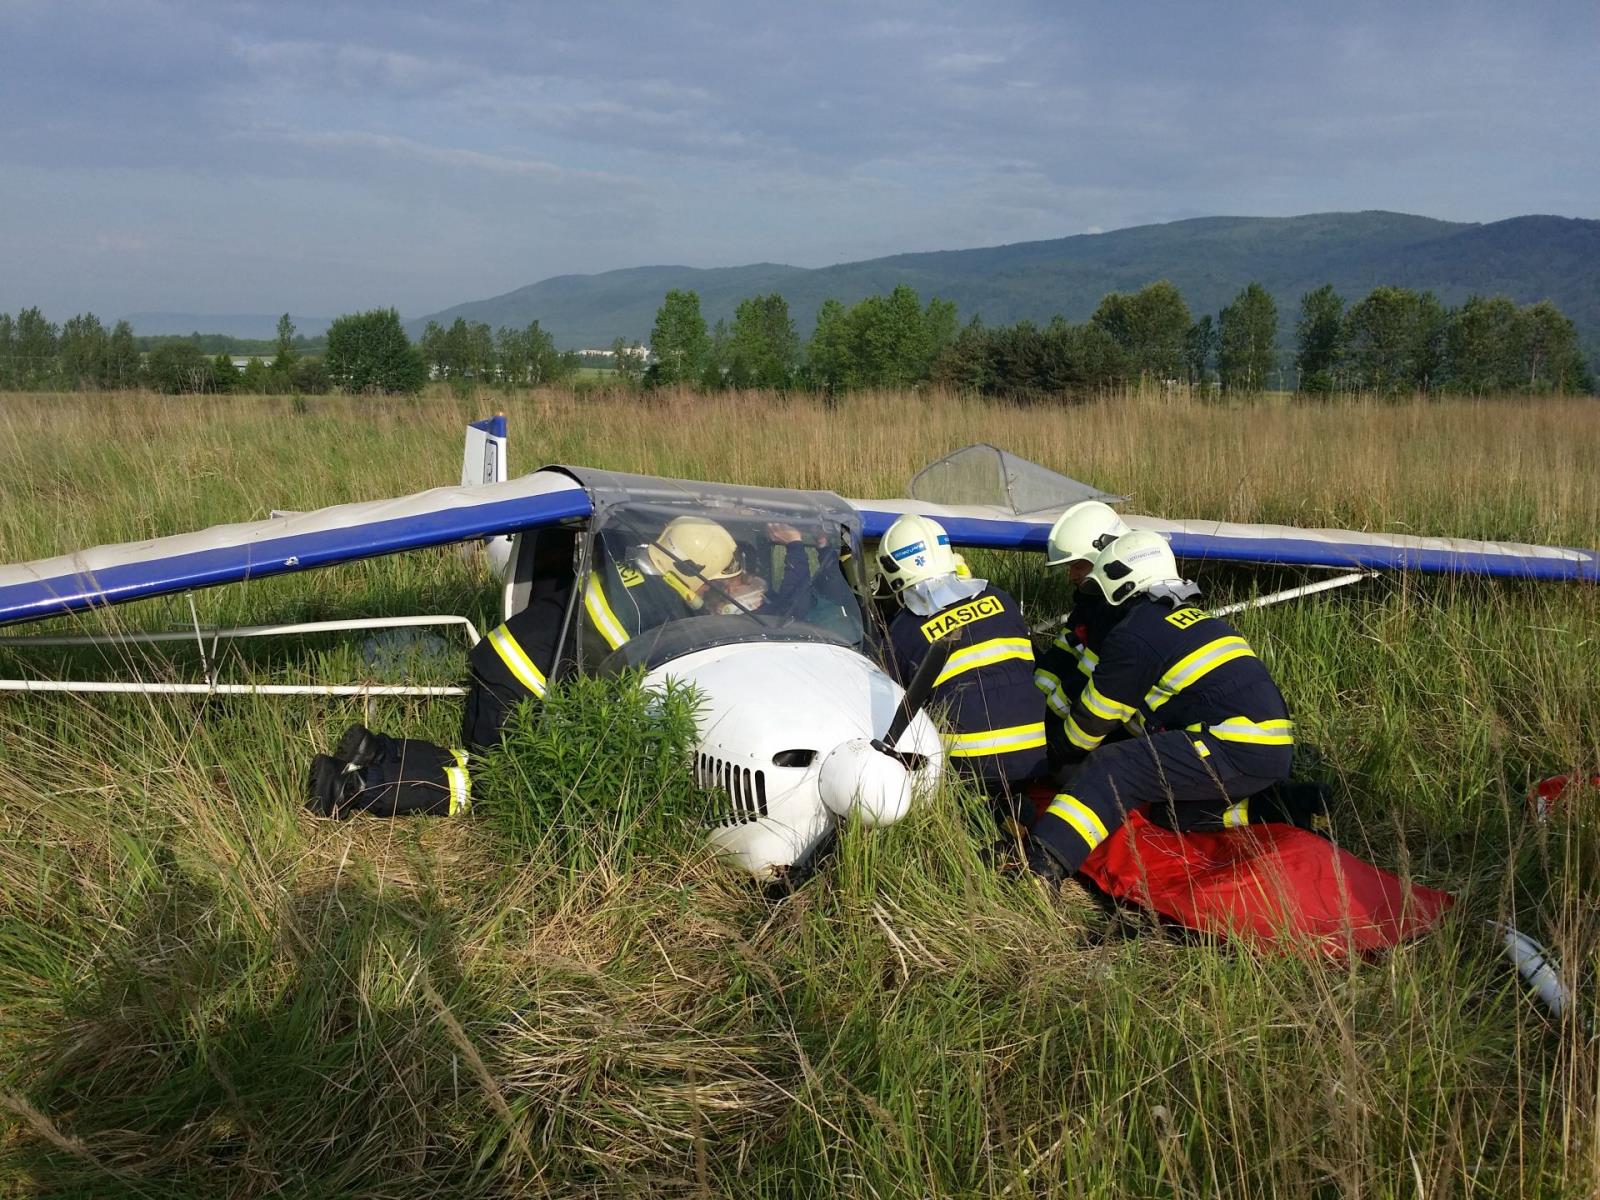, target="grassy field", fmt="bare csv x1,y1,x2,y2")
0,385,1596,1197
